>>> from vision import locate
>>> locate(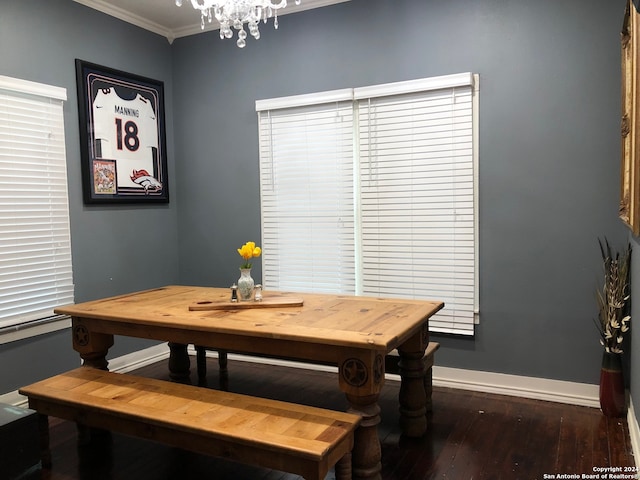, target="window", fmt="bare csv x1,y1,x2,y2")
258,91,356,294
0,76,74,340
256,73,478,335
